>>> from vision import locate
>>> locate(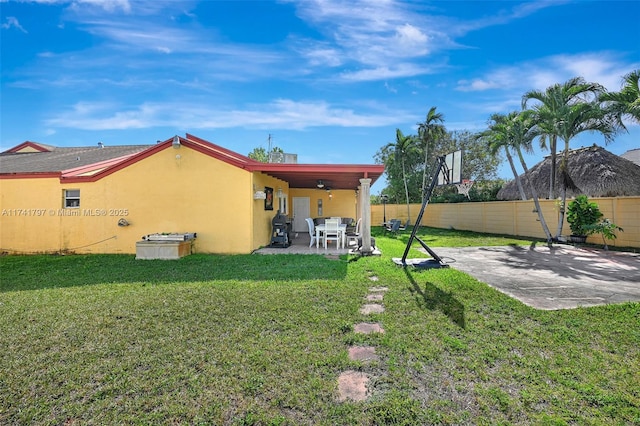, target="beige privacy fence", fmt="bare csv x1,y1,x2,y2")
371,197,639,248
